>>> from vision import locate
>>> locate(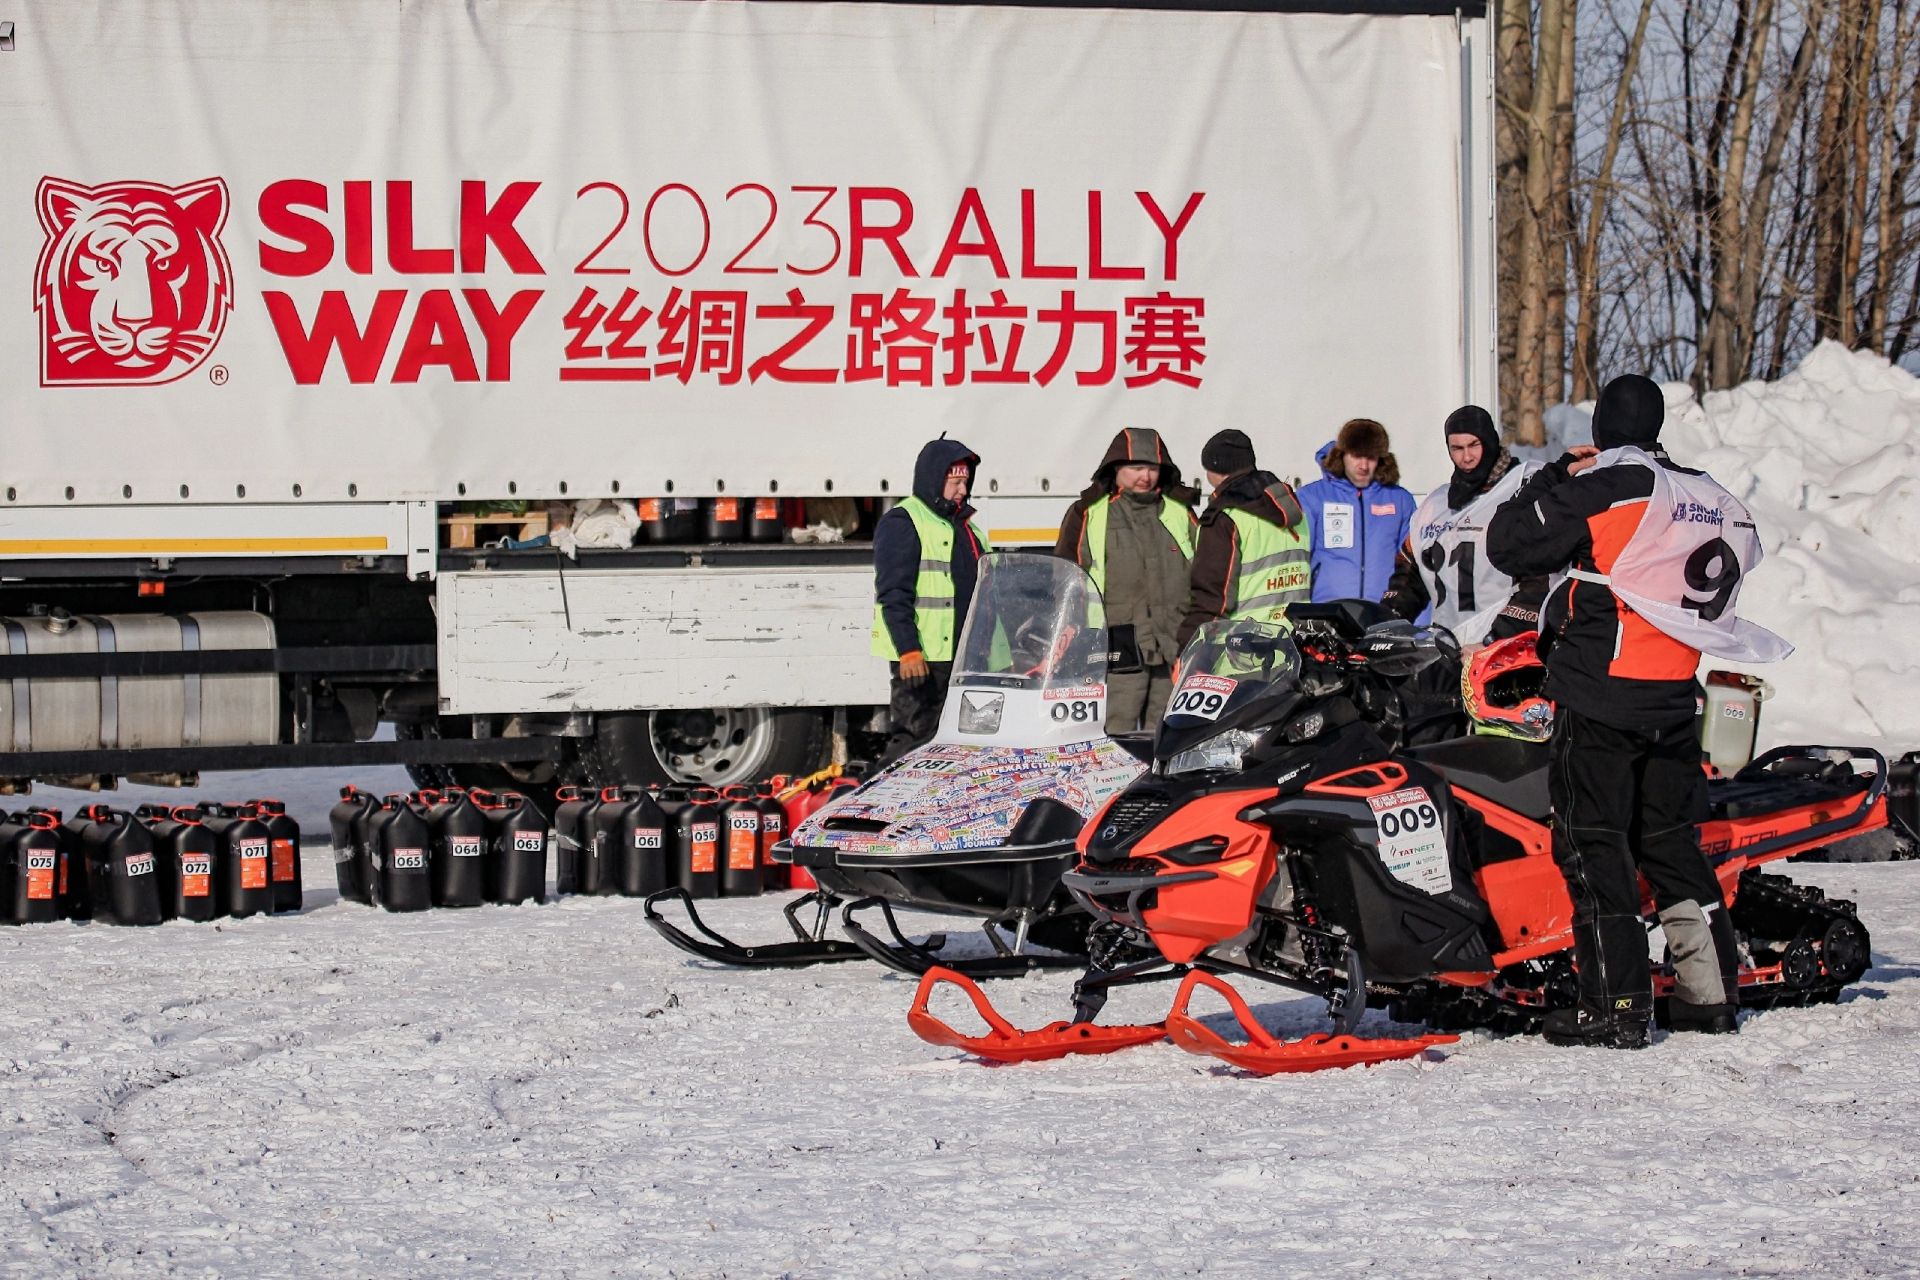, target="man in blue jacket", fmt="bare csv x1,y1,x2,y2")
1297,418,1416,602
